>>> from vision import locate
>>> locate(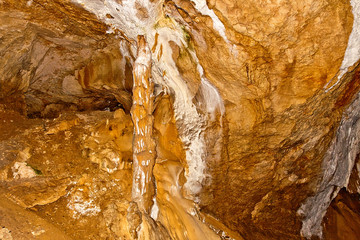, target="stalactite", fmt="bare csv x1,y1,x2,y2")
130,35,156,214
